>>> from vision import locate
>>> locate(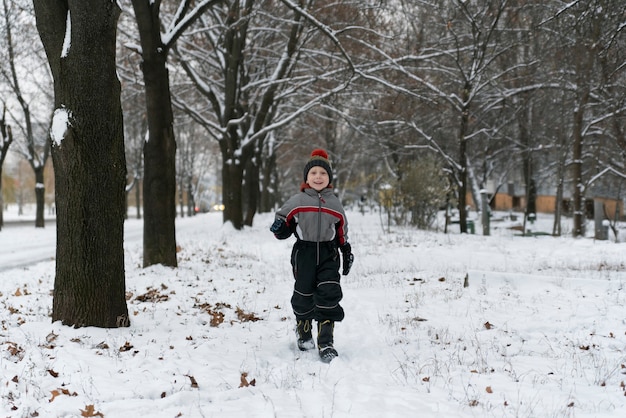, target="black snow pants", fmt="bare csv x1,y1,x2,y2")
290,240,344,322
